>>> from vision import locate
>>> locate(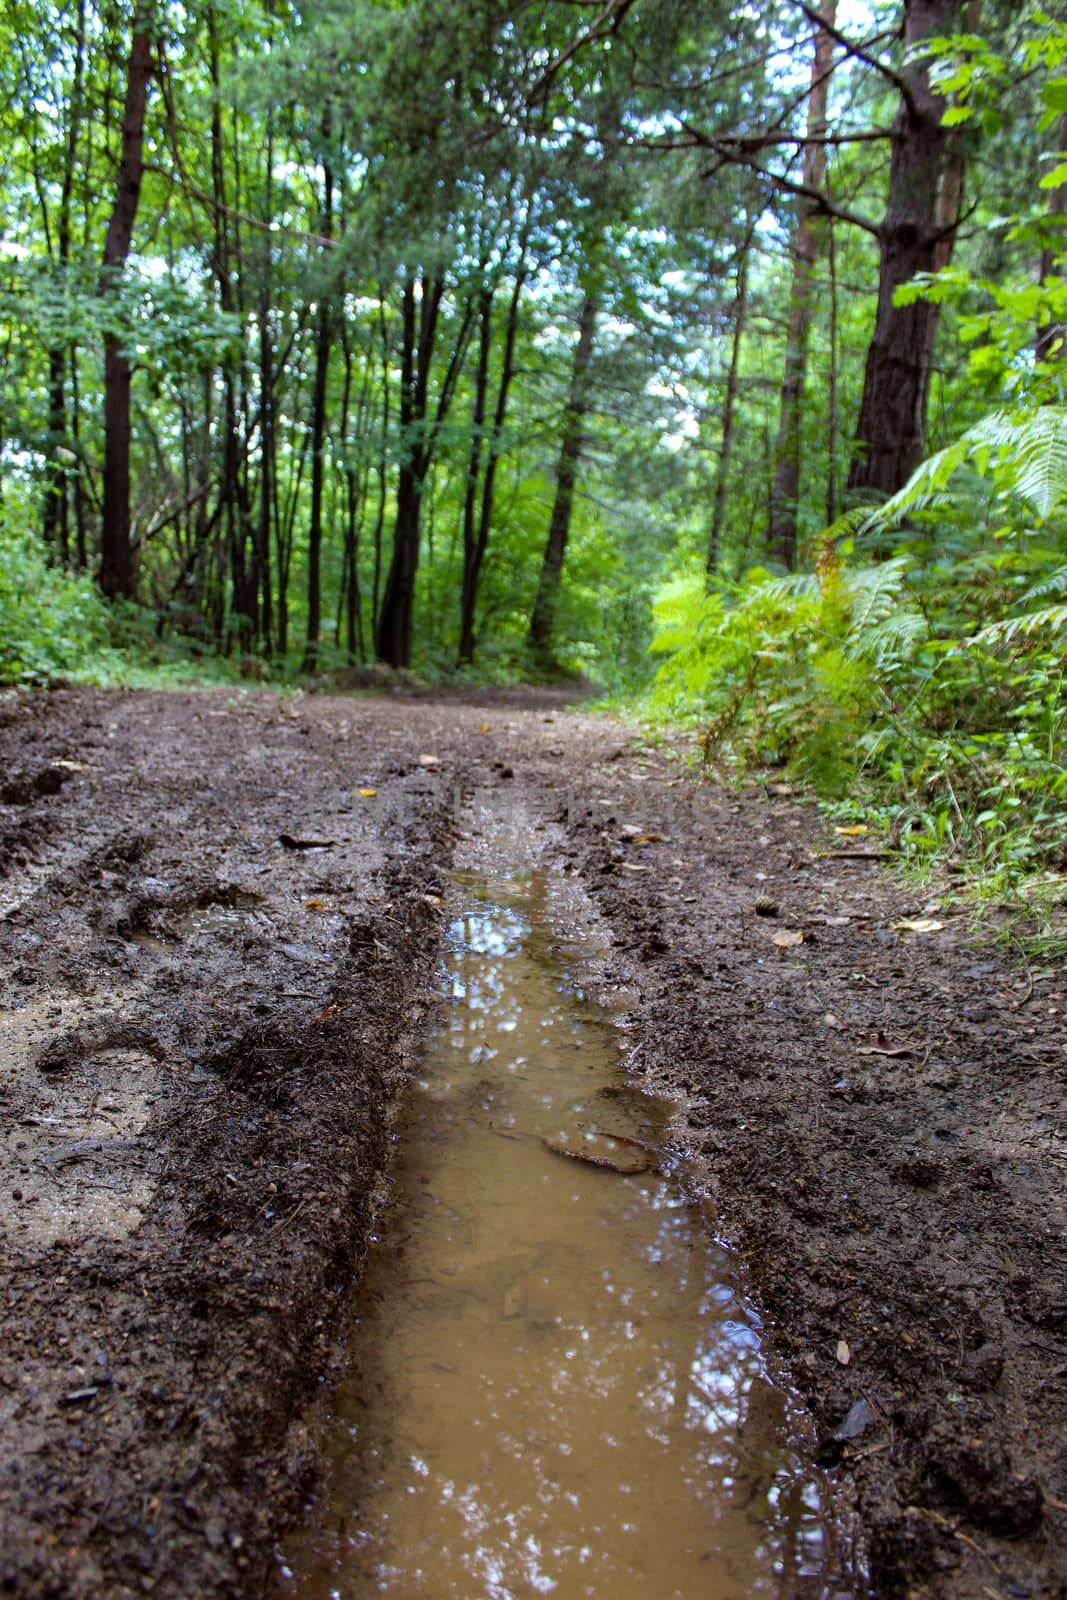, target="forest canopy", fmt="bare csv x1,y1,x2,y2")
1,0,1066,892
